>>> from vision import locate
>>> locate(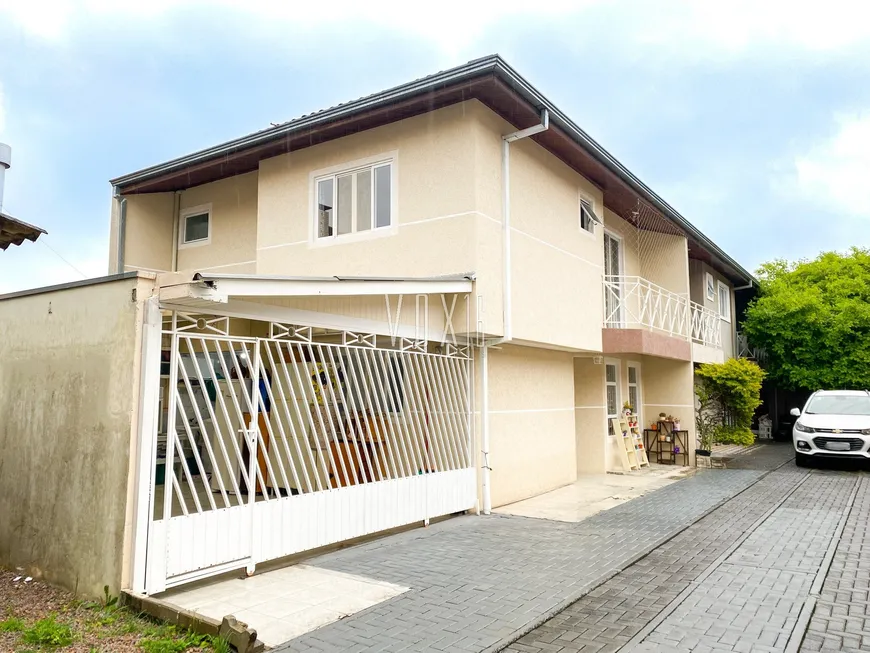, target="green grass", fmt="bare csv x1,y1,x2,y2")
2,599,228,651
0,616,24,632
138,627,214,652
21,615,75,647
